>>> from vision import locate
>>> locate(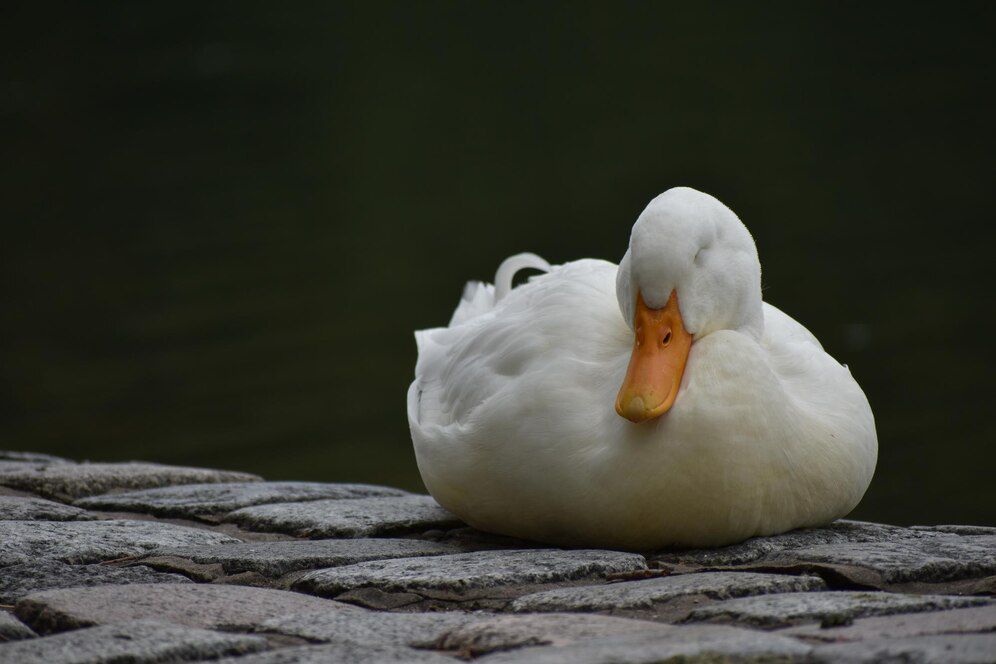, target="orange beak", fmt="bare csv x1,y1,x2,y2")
615,290,692,423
